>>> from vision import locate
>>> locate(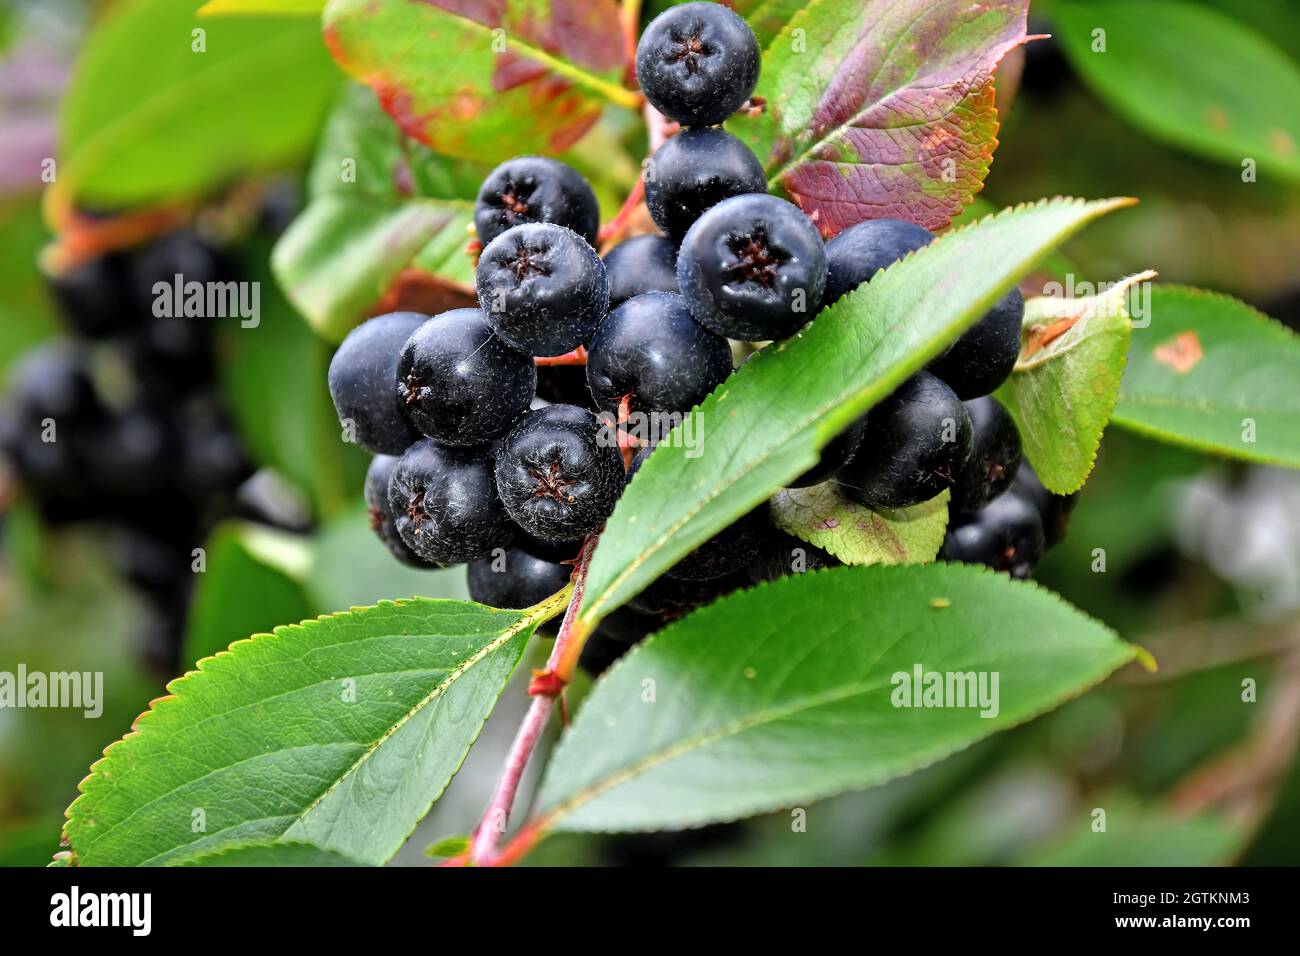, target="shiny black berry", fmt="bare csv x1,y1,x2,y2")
836,372,972,510
822,218,934,305
747,529,837,583
467,546,571,609
388,439,514,566
603,234,679,308
328,311,427,454
664,509,768,582
365,454,438,568
635,2,760,128
678,193,827,341
940,490,1045,579
474,156,599,246
586,292,732,420
1013,461,1078,549
476,223,608,356
645,128,766,240
787,416,867,488
928,287,1025,399
494,404,625,542
627,569,747,617
46,253,132,339
396,308,536,446
951,396,1022,514
128,230,233,315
